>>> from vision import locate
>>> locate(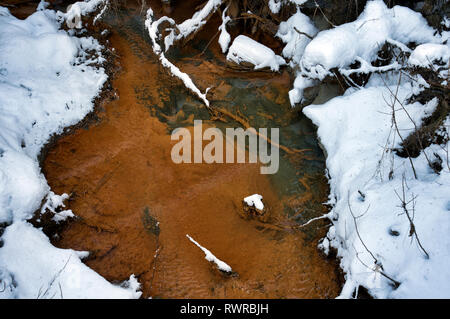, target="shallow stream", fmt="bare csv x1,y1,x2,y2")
43,4,341,298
